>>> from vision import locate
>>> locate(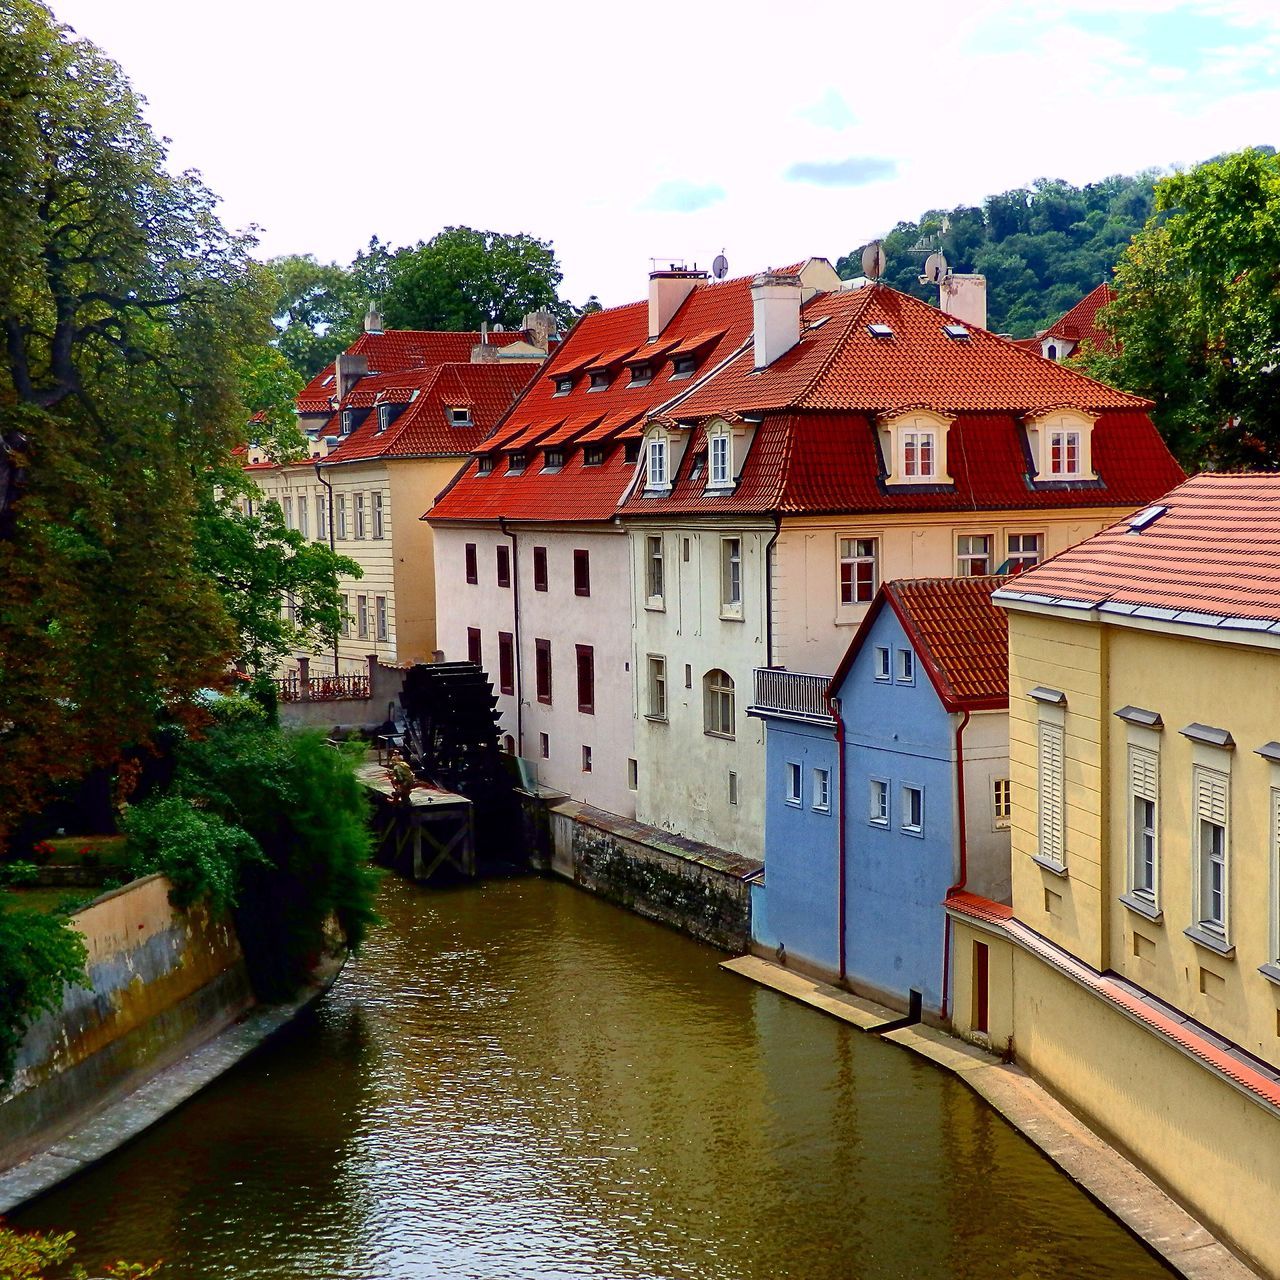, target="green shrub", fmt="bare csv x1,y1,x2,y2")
0,906,88,1085
0,861,40,887
0,1222,160,1277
